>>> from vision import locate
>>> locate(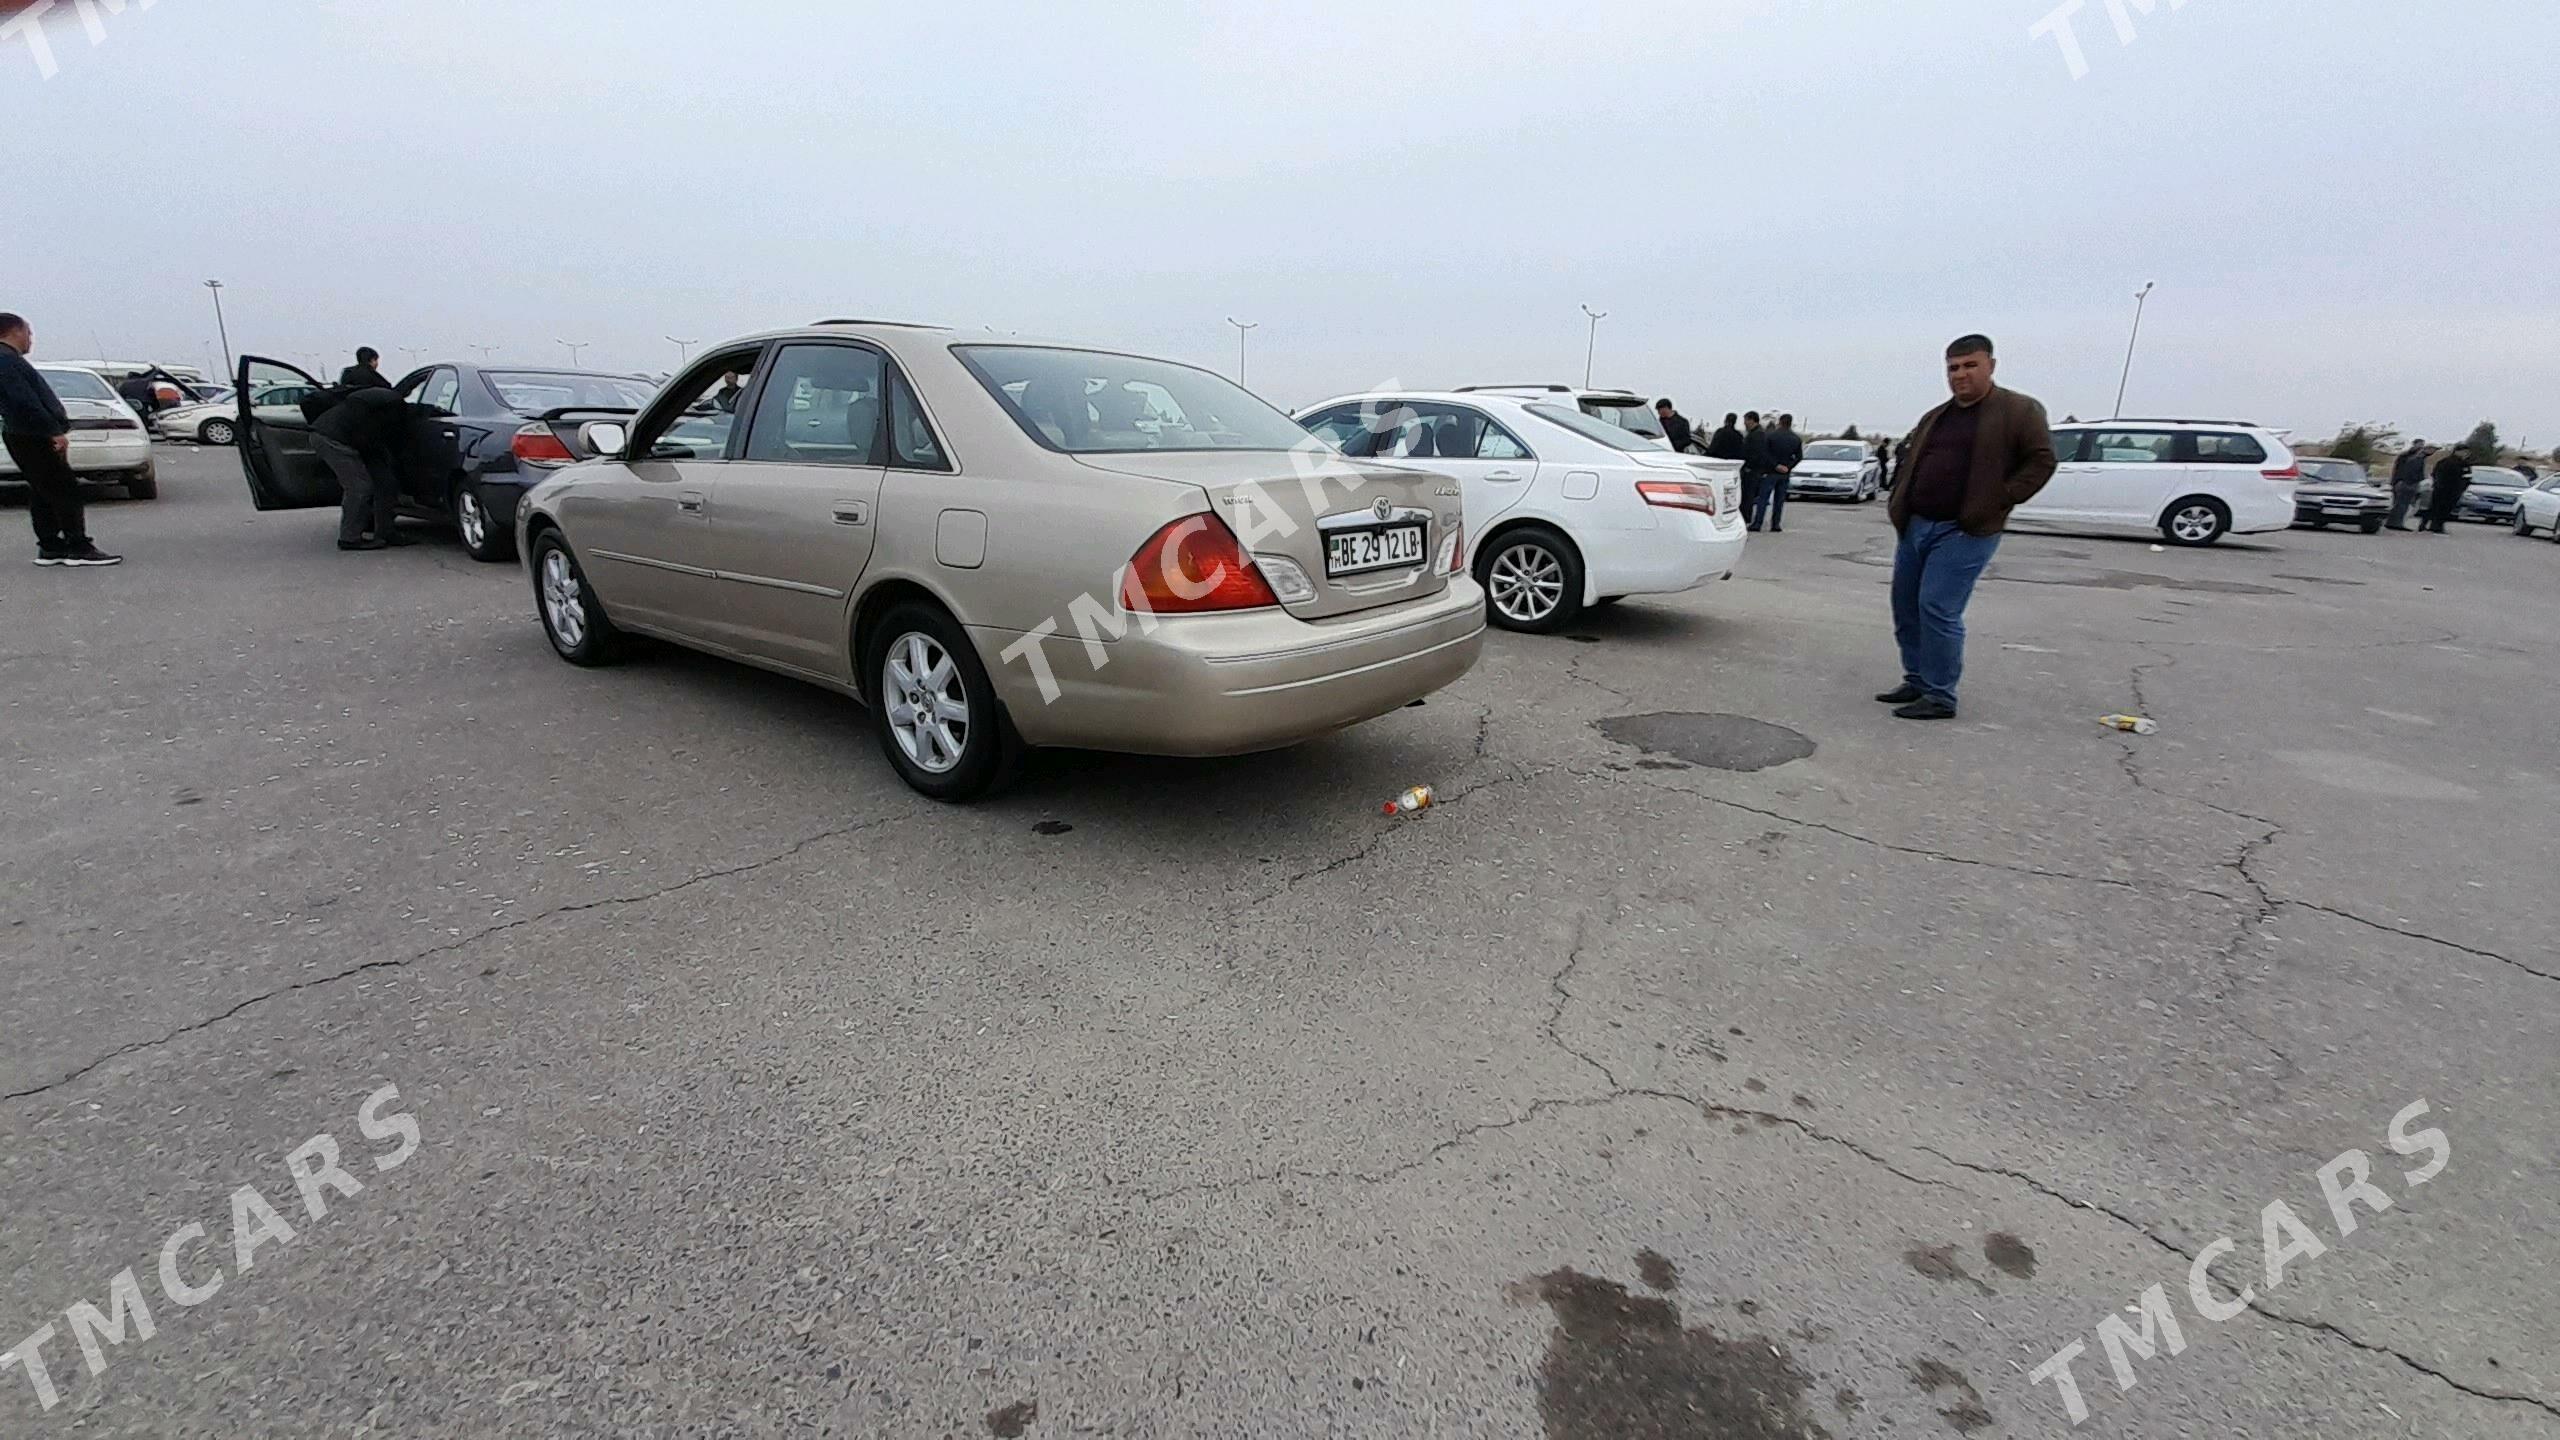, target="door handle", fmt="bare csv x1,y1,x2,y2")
832,499,870,526
1486,470,1525,482
676,491,706,515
